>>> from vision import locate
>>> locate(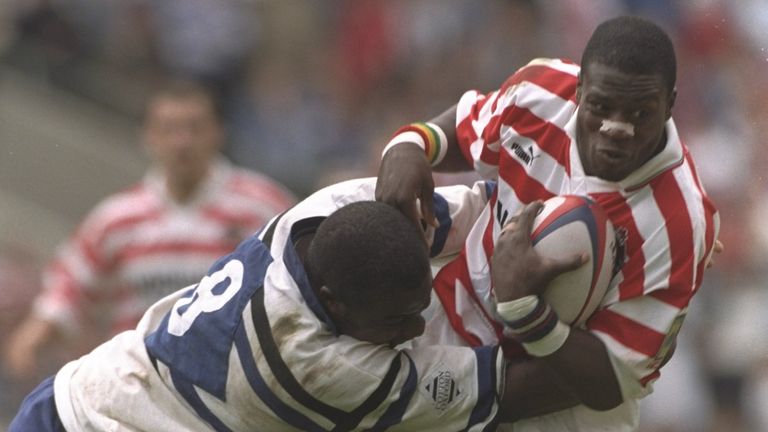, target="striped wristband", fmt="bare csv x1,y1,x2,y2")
381,122,448,166
496,295,570,357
